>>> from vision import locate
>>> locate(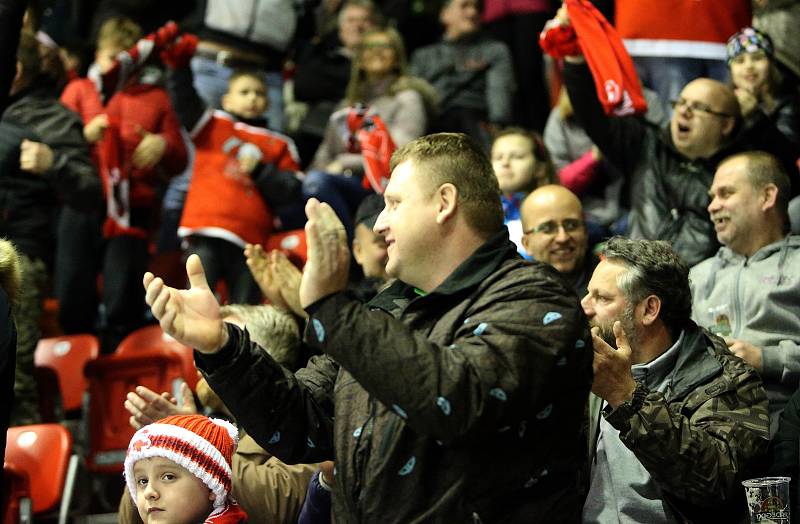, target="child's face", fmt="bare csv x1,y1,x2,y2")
222,75,268,120
133,456,215,524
